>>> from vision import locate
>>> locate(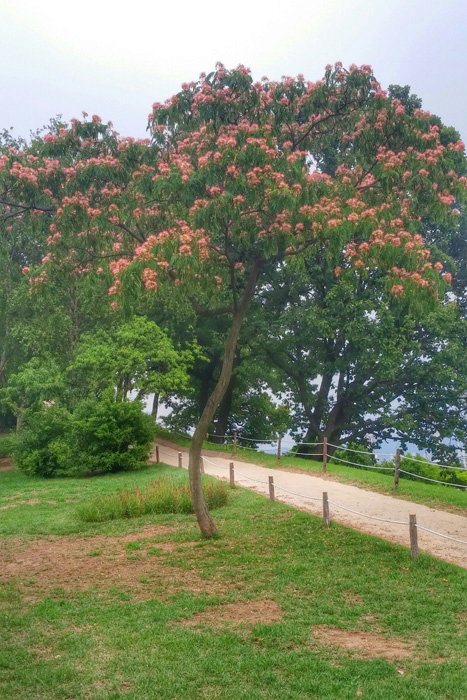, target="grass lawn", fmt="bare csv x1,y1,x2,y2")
1,462,466,700
155,427,467,514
